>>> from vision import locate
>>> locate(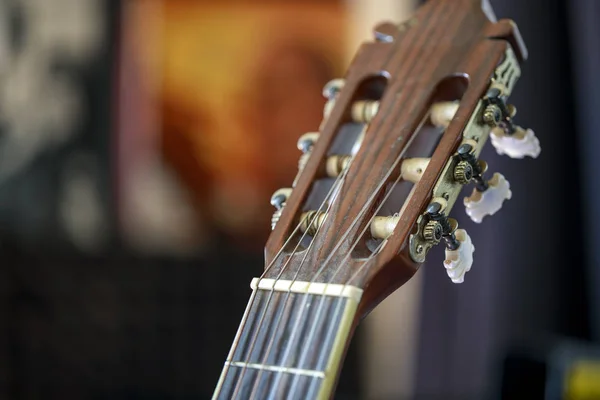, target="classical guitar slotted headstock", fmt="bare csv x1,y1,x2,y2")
264,0,540,316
